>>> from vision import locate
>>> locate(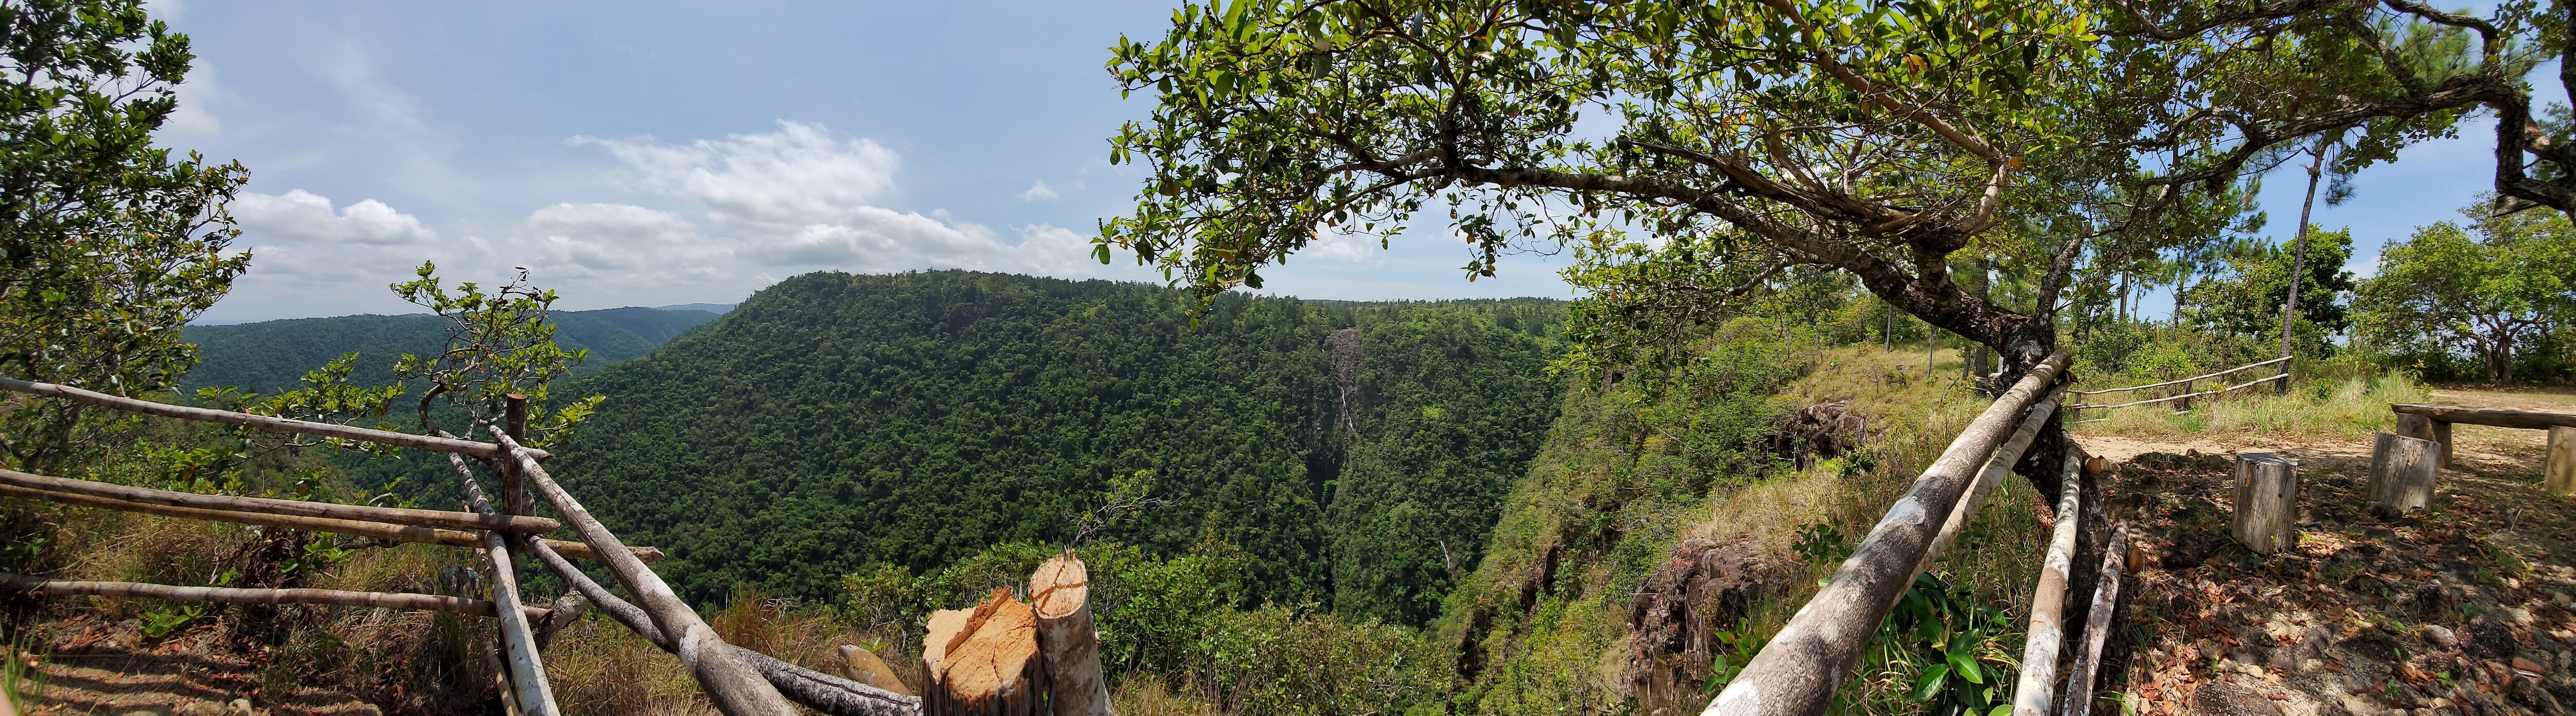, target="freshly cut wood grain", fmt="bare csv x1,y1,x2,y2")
2548,426,2574,498
0,572,546,621
926,588,1045,716
1031,553,1112,716
840,644,915,696
0,467,556,534
2230,453,2298,555
2369,432,2441,515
